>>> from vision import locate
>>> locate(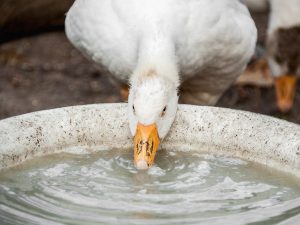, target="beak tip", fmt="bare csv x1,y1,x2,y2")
278,102,293,113
135,160,149,170
275,75,297,113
